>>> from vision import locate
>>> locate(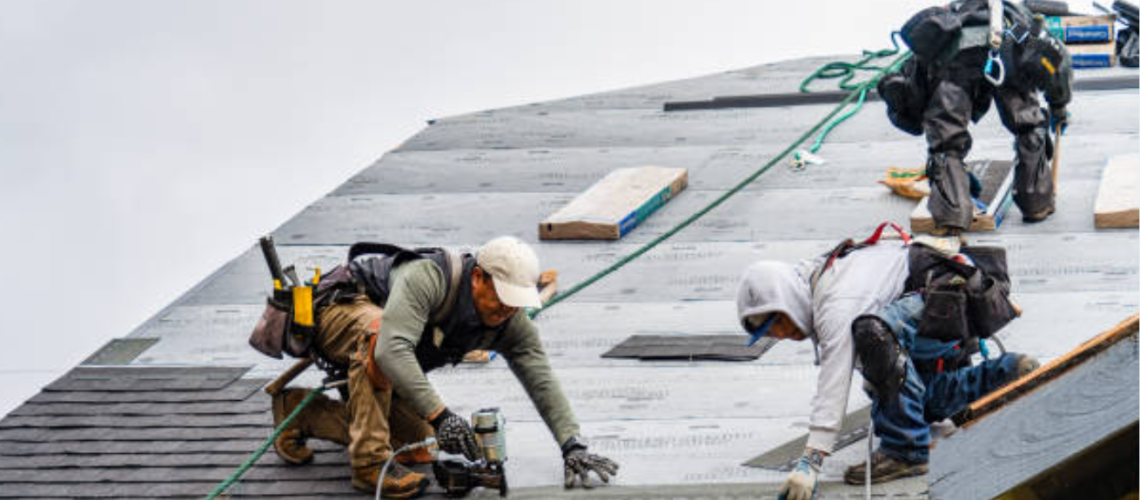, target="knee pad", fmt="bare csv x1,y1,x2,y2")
853,315,909,403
